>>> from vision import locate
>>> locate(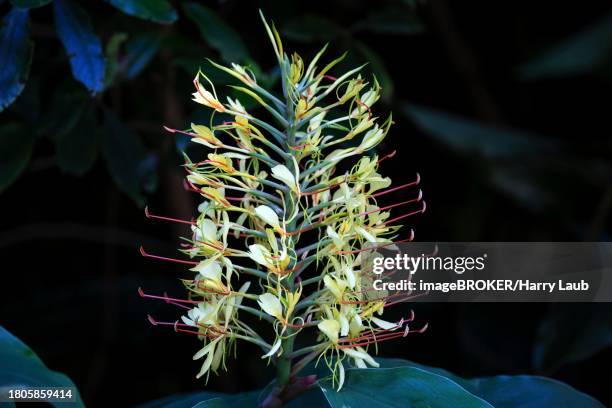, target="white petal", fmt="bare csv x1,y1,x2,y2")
257,293,283,320
254,205,280,228
261,338,282,359
191,259,222,282
355,226,377,243
199,219,218,242
371,317,397,330
337,361,345,391
339,314,349,337
318,319,340,343
271,165,297,189
248,244,270,267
